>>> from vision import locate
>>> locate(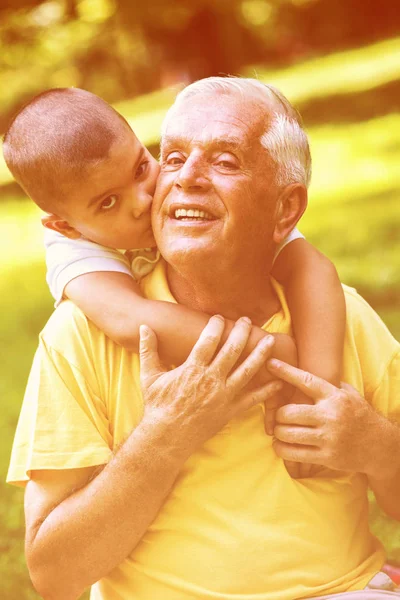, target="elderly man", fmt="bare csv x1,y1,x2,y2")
8,77,400,600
